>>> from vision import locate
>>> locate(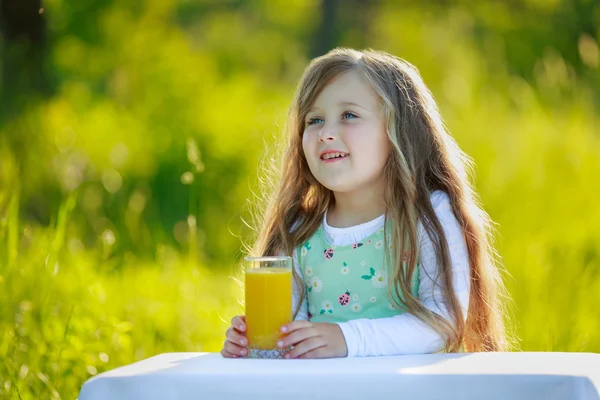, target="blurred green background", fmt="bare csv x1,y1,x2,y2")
1,0,599,398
